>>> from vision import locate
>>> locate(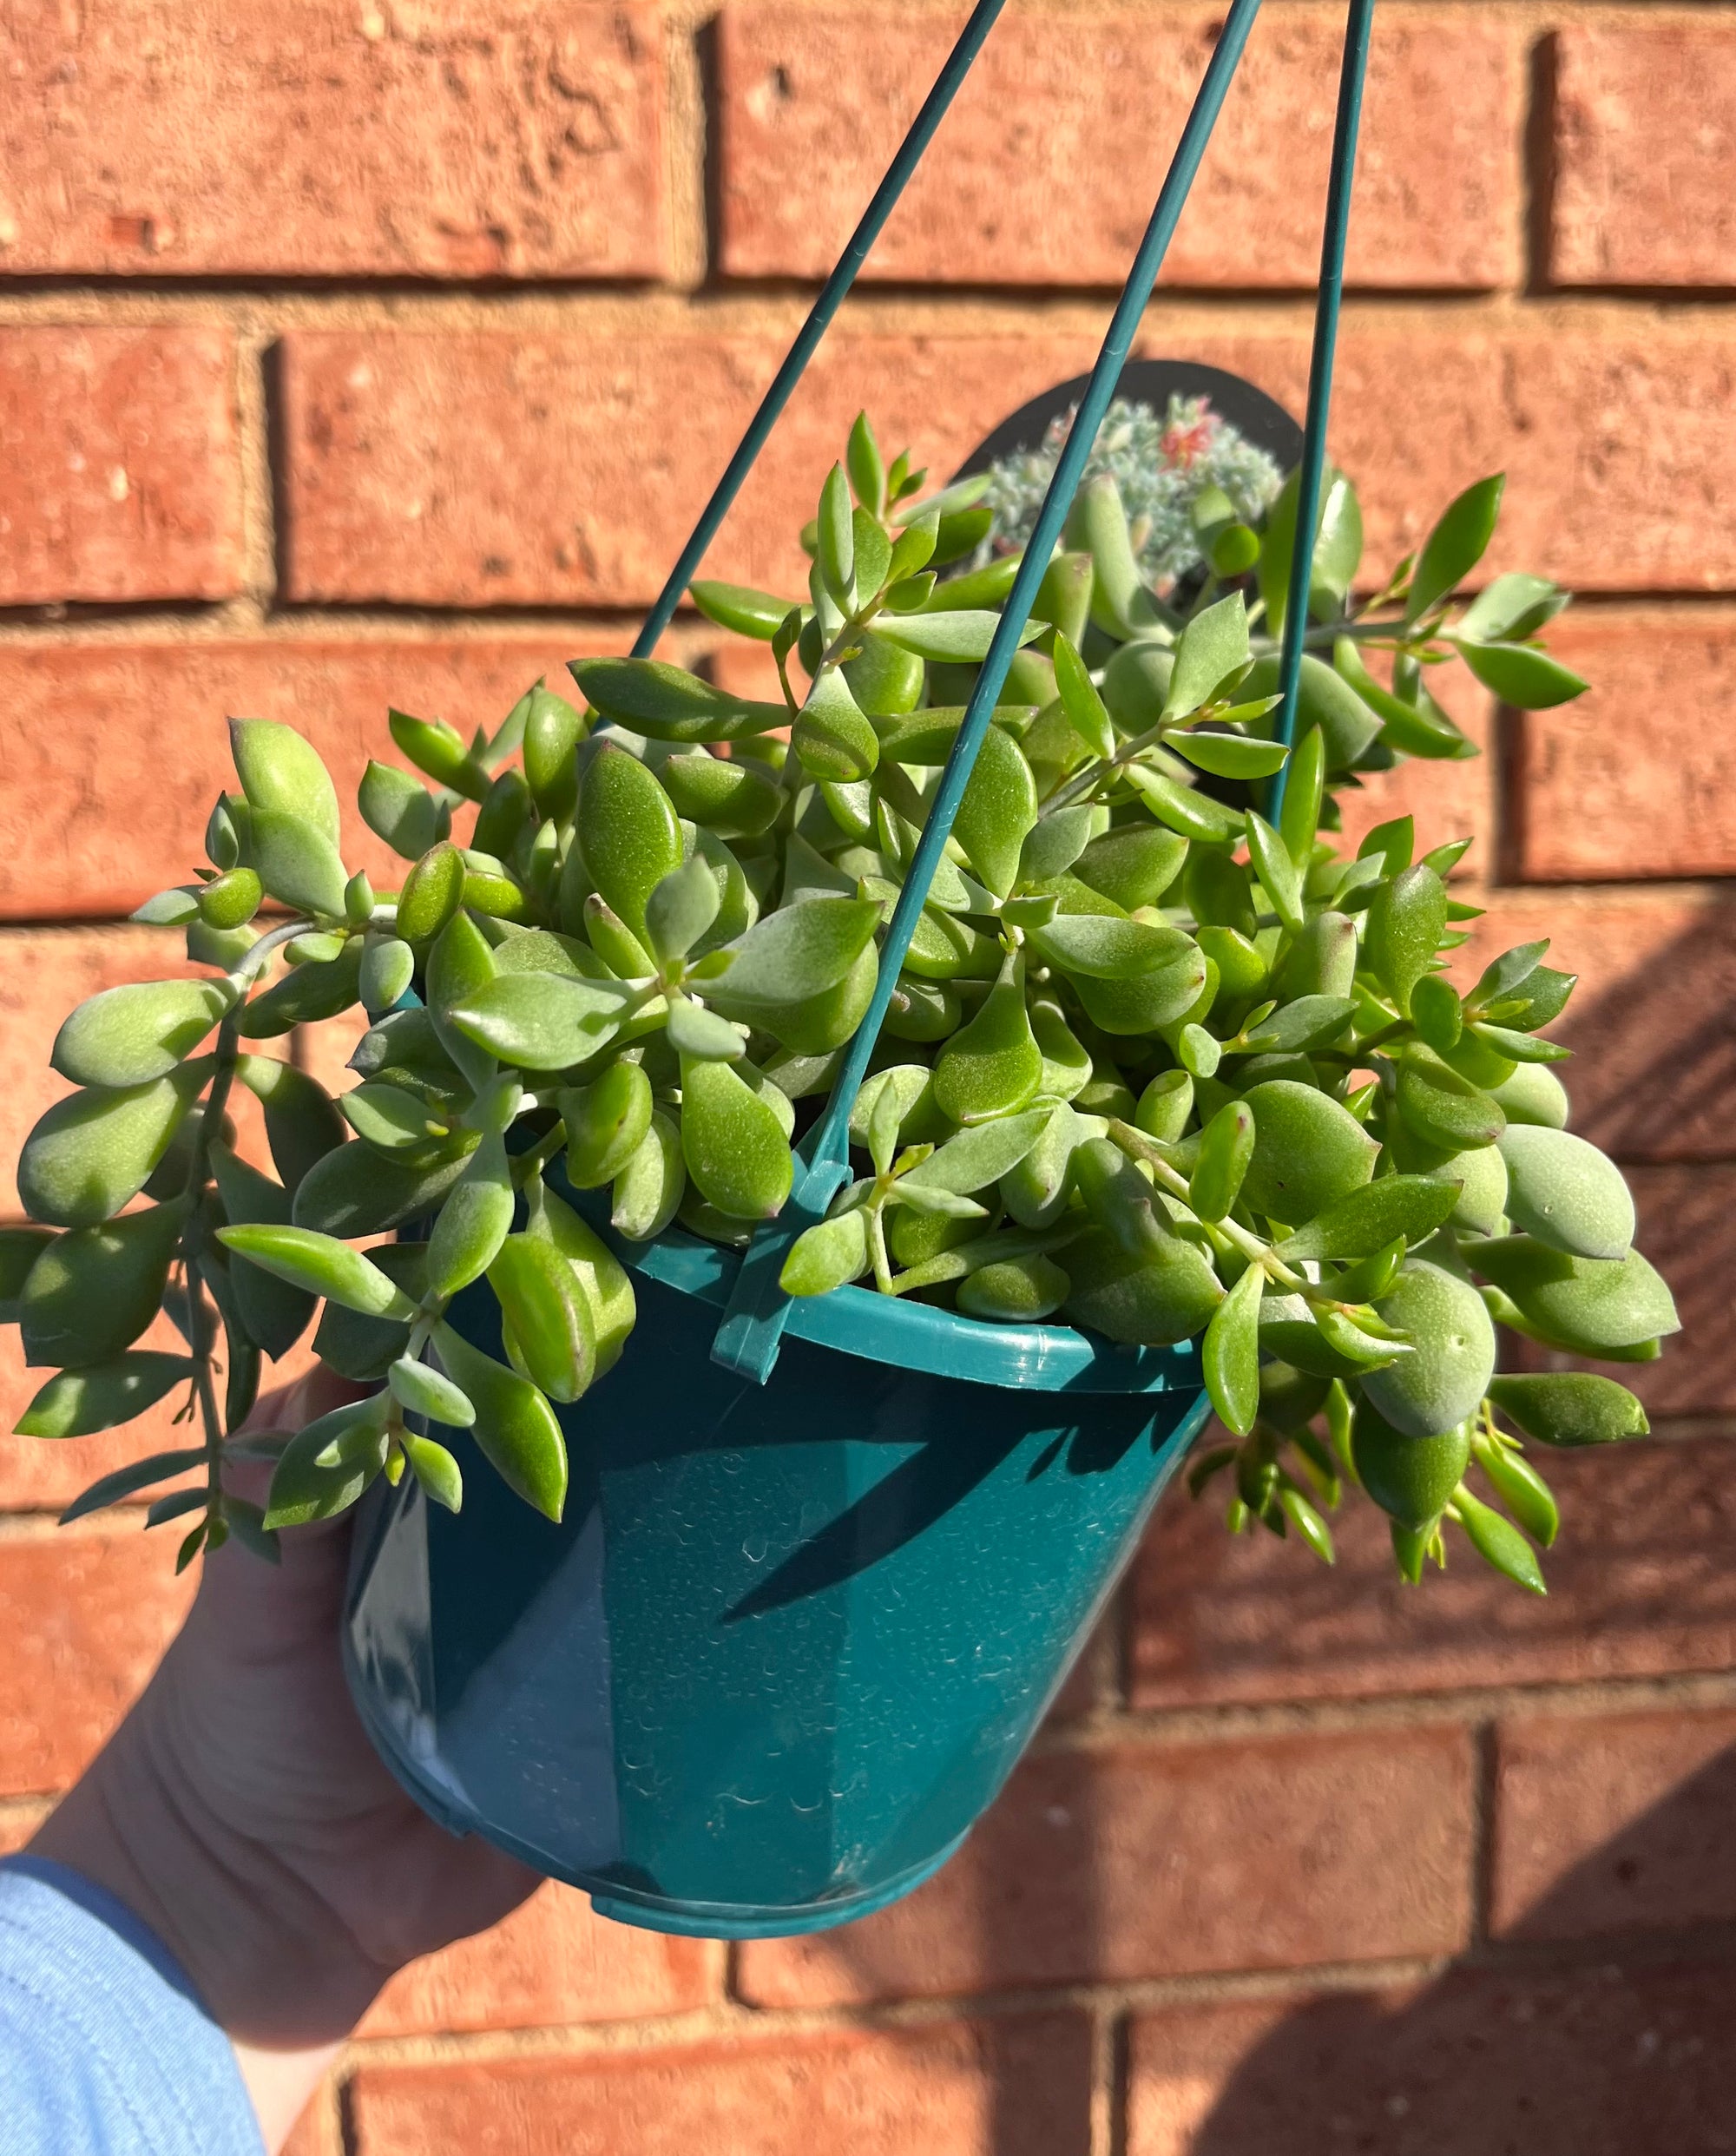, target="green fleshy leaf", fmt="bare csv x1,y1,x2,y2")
251,810,350,919
1028,915,1193,982
1486,1372,1648,1447
19,1066,209,1230
1405,474,1505,623
217,1224,418,1319
448,973,637,1072
781,1207,871,1297
431,1320,568,1522
52,979,235,1090
58,1445,207,1522
1277,1176,1462,1262
569,660,785,745
264,1398,390,1528
900,1107,1051,1198
20,1200,187,1366
17,1352,195,1439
